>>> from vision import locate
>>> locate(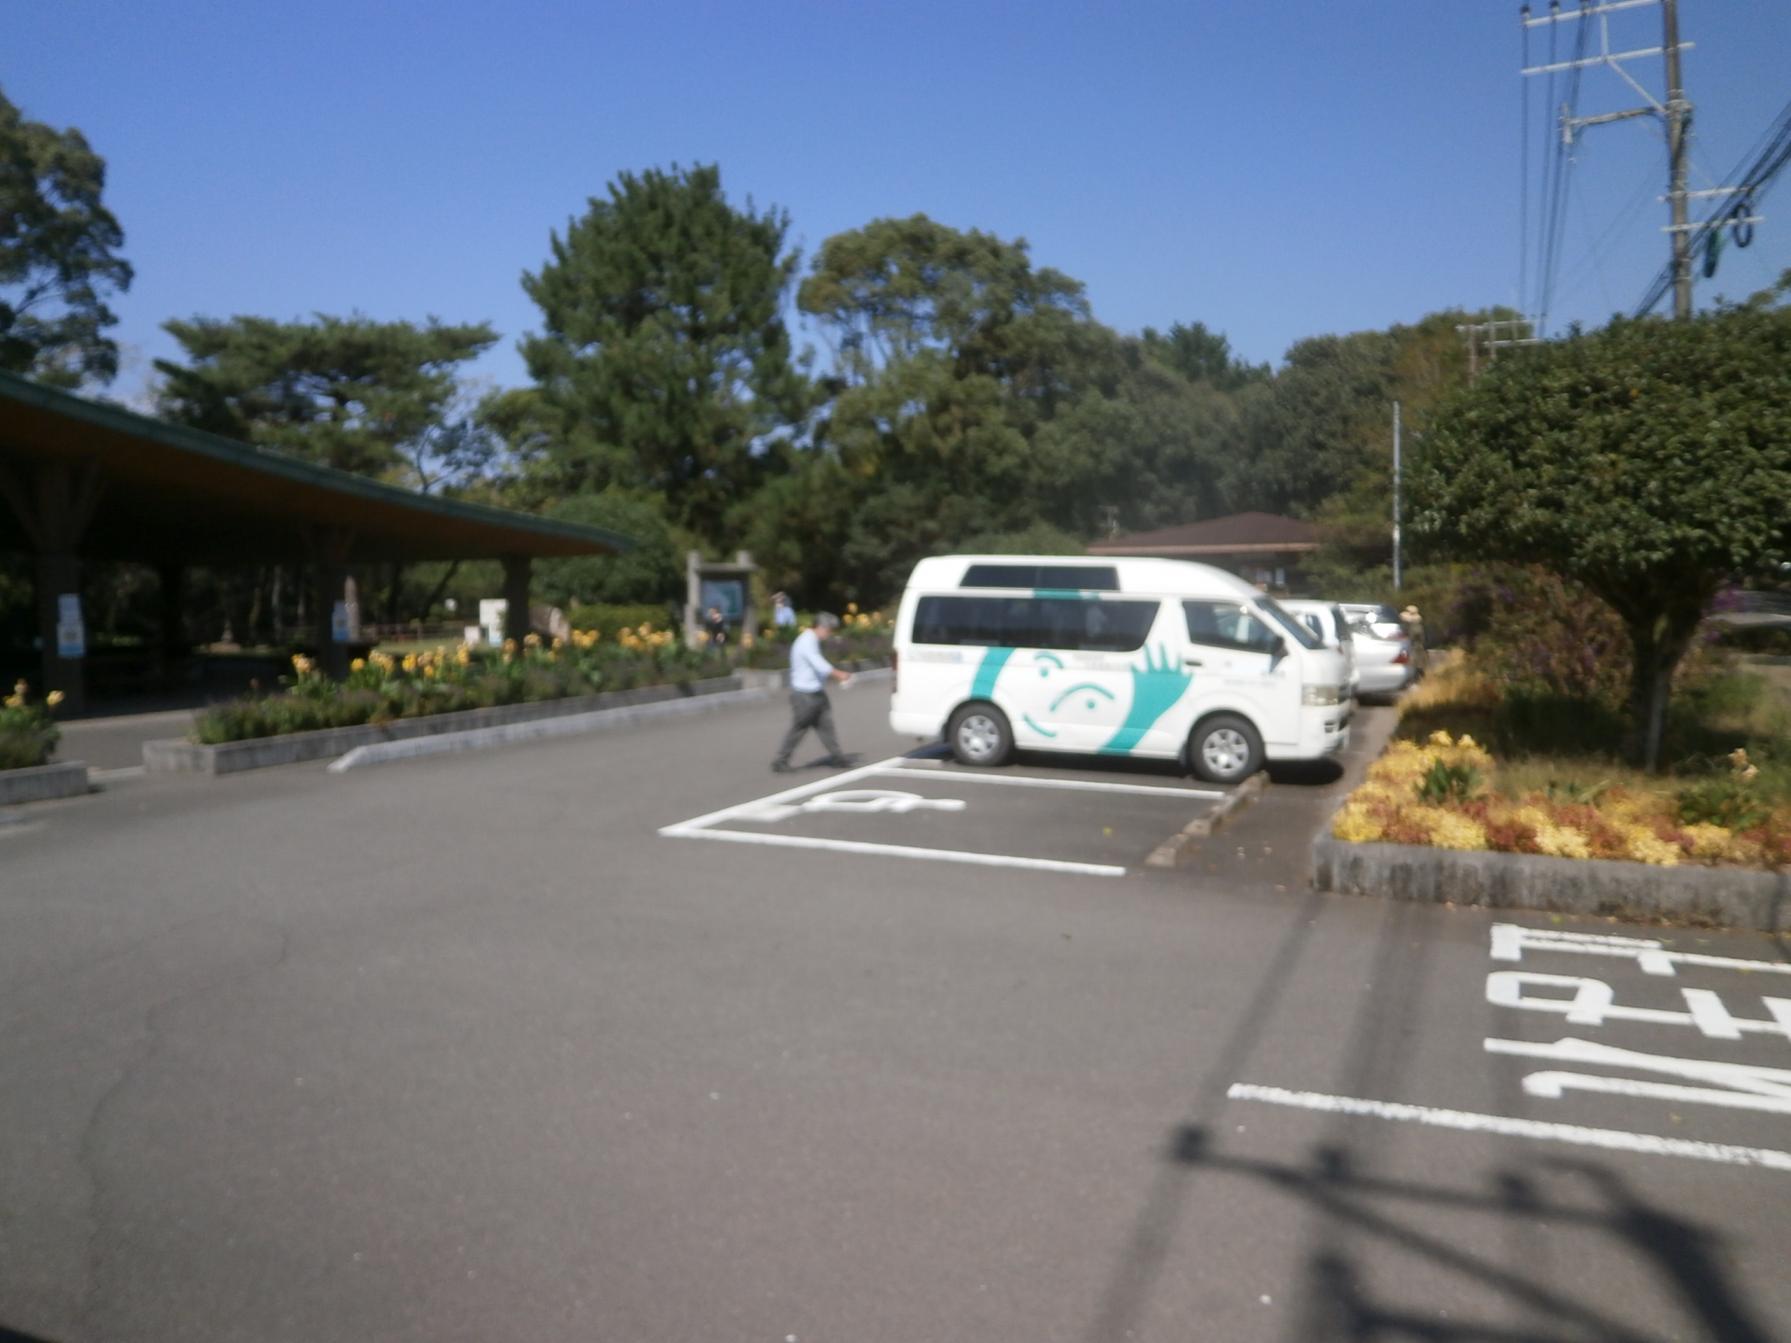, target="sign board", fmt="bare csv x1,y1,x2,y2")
478,598,507,646
55,594,85,658
330,601,351,644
